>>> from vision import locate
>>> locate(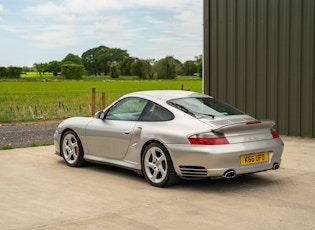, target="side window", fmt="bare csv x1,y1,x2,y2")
106,97,148,121
142,103,174,121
